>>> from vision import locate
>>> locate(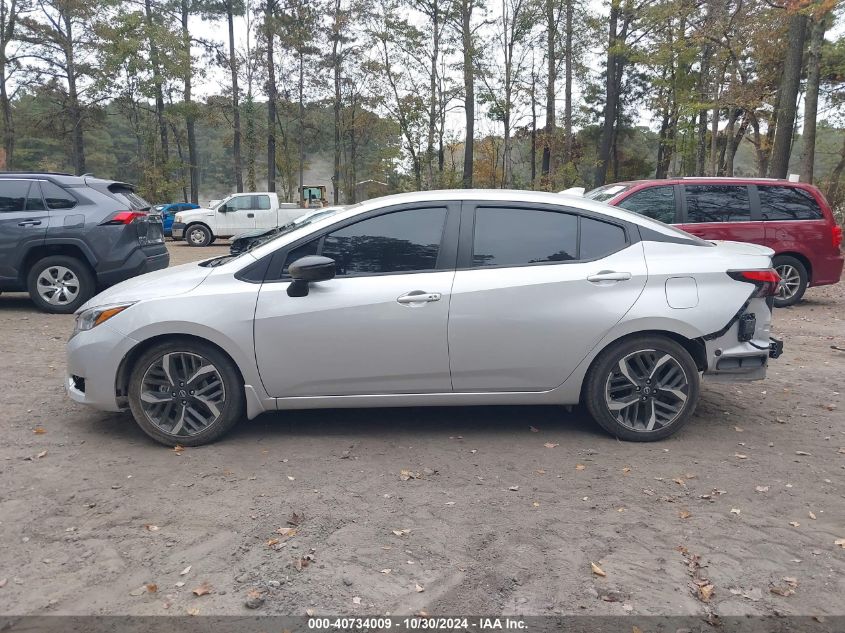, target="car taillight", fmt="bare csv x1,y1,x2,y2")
99,210,147,225
833,224,843,249
728,269,781,298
